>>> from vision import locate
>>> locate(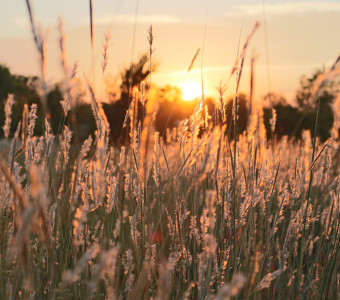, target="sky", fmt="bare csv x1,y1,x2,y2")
1,0,340,103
